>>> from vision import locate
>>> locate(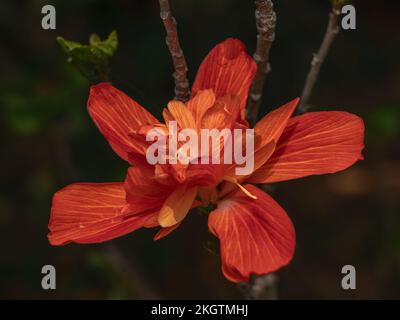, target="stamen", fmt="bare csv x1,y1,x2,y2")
224,176,257,200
